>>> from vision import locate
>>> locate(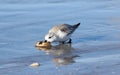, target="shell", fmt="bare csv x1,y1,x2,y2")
35,41,51,47
30,62,40,67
